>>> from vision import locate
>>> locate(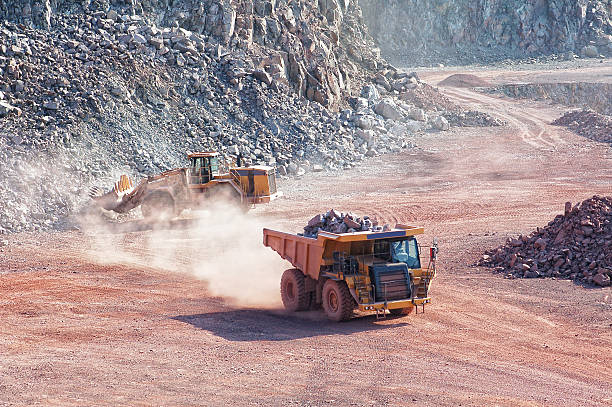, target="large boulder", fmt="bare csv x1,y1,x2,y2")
582,45,599,58
594,272,611,287
355,129,376,146
355,115,373,130
0,101,21,117
405,106,427,122
388,123,408,137
374,99,403,121
432,115,450,131
403,120,423,132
